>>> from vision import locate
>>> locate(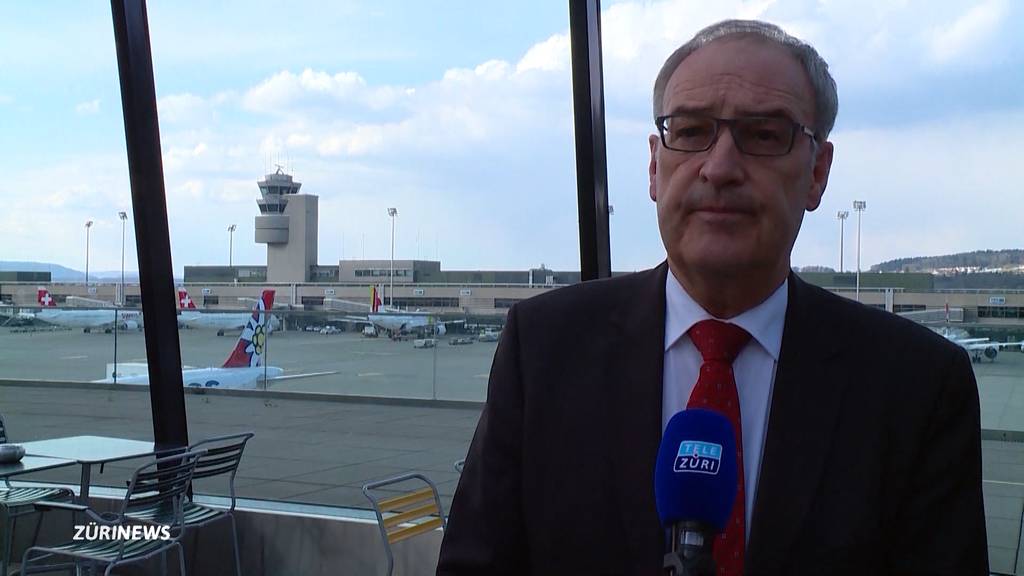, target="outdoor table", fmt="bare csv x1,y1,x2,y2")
0,455,77,480
20,436,165,501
